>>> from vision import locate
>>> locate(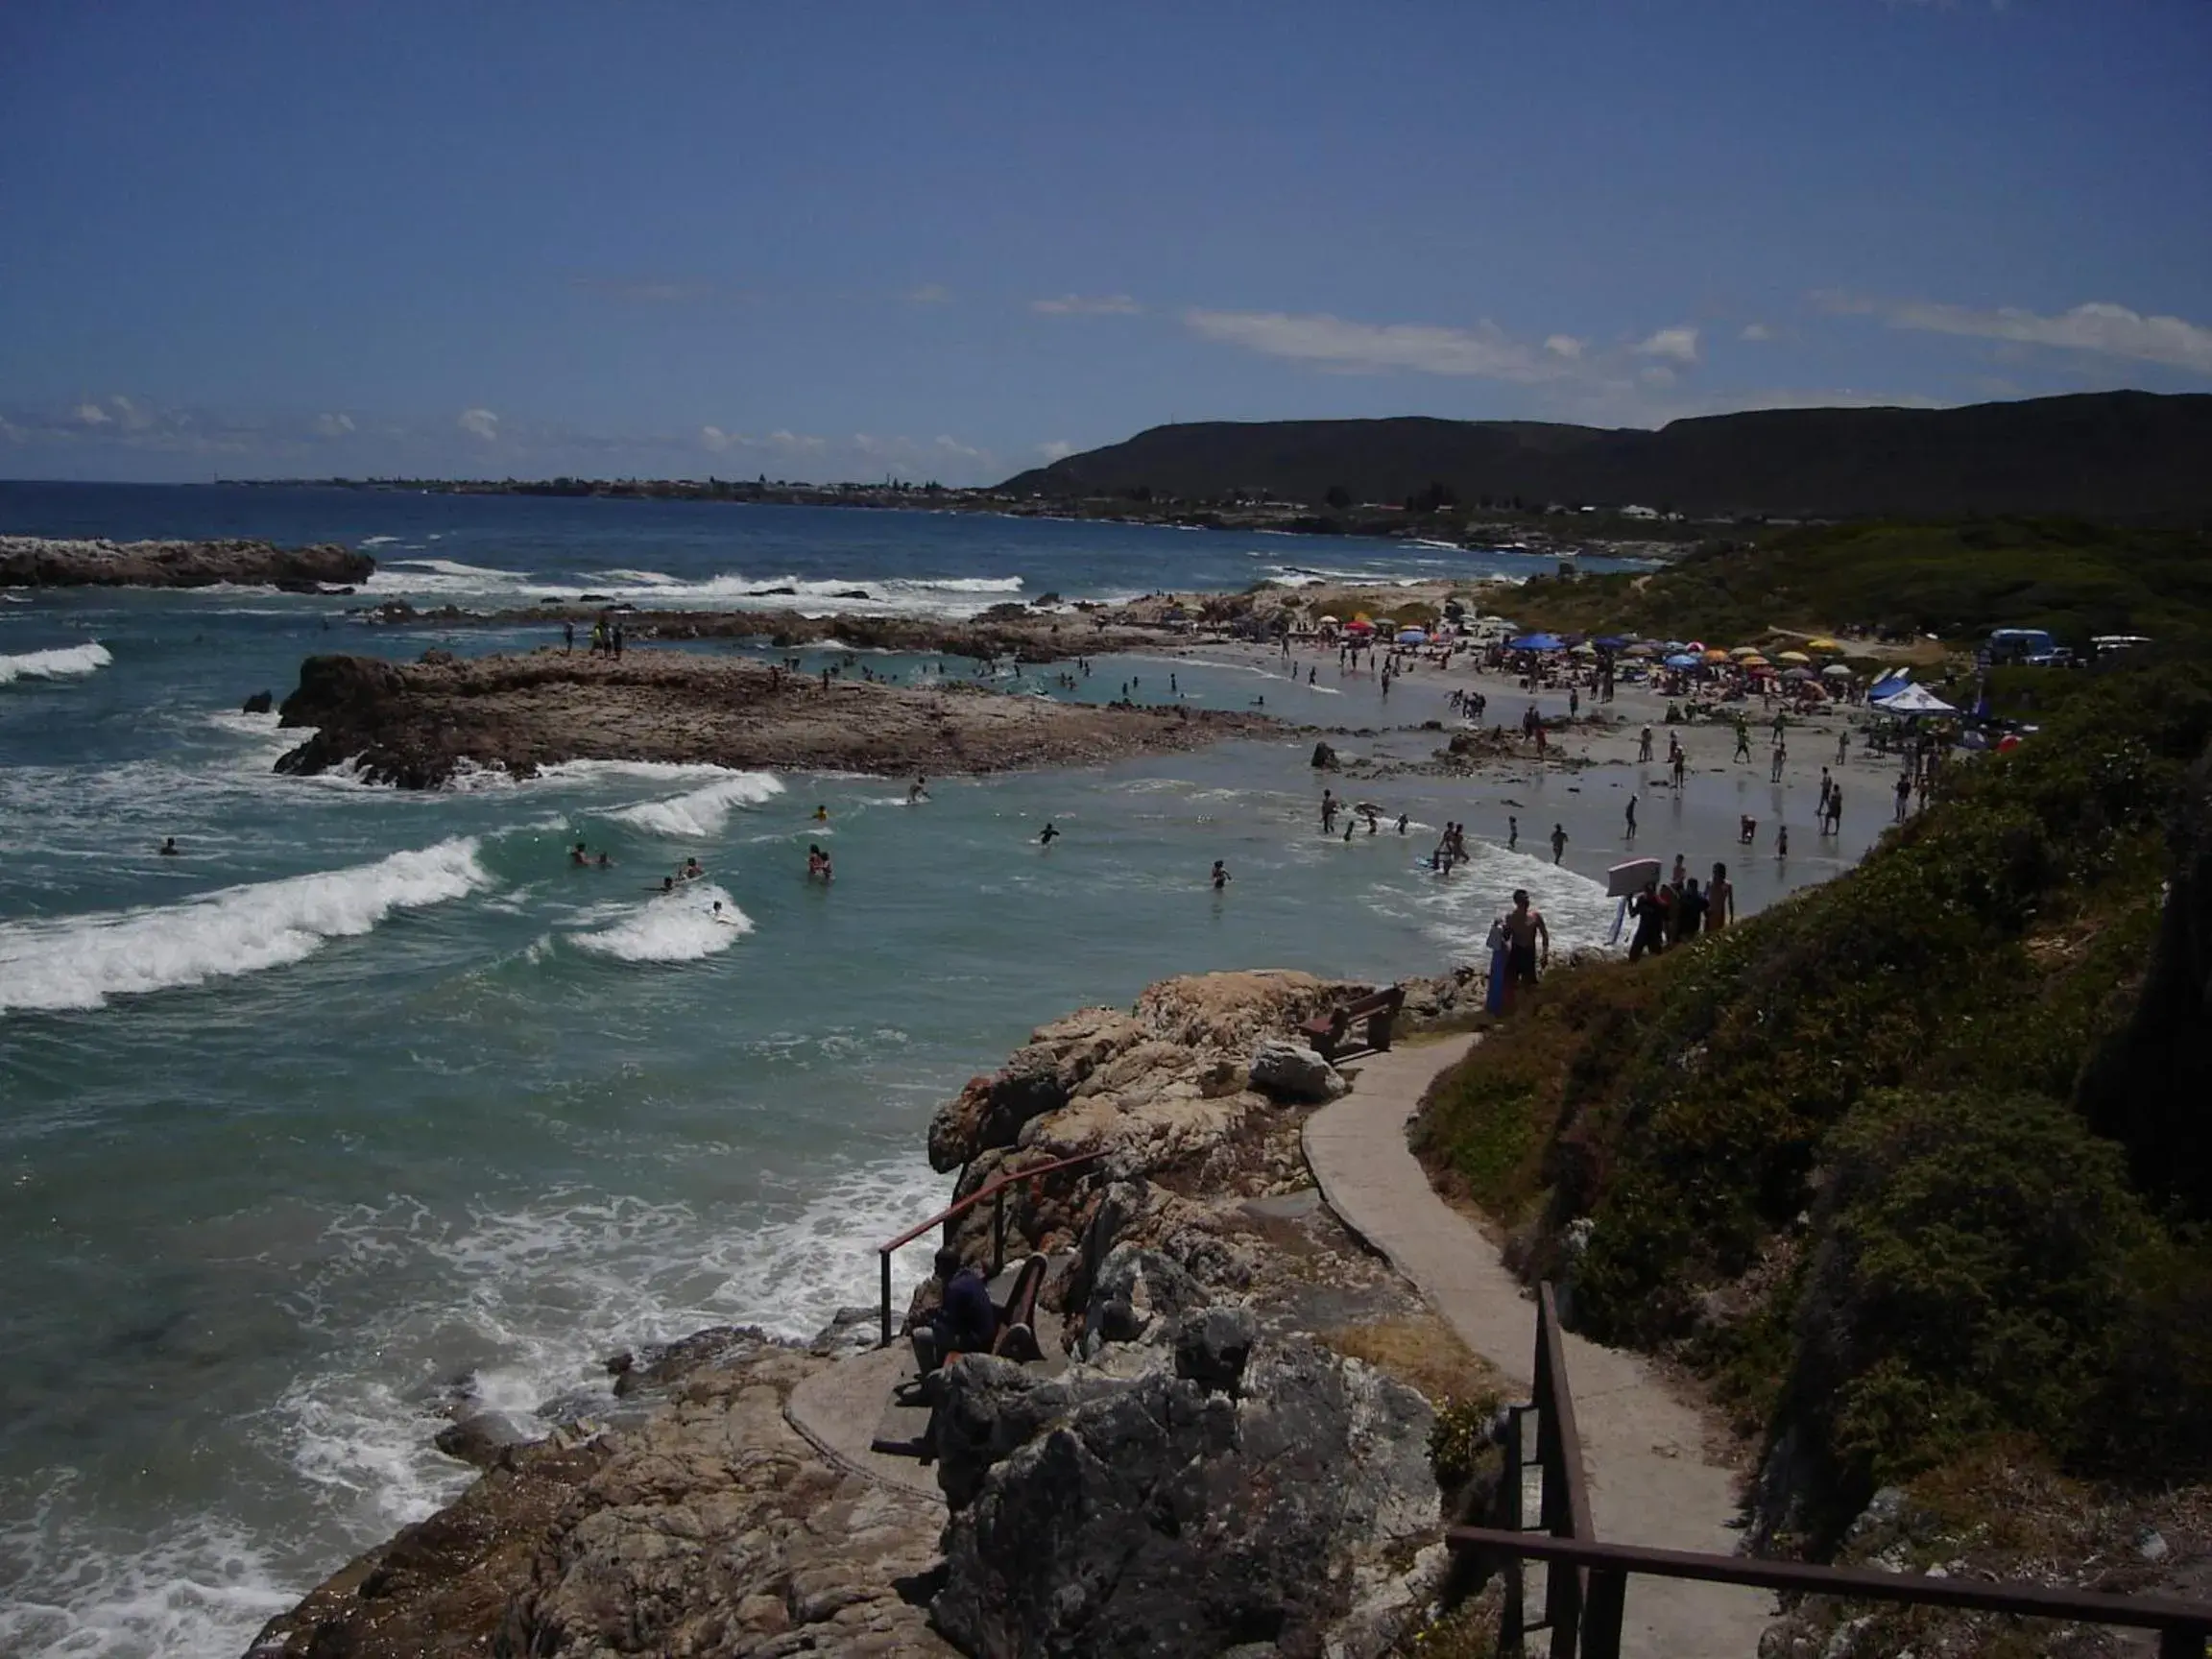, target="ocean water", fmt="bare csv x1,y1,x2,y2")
0,485,1857,1658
